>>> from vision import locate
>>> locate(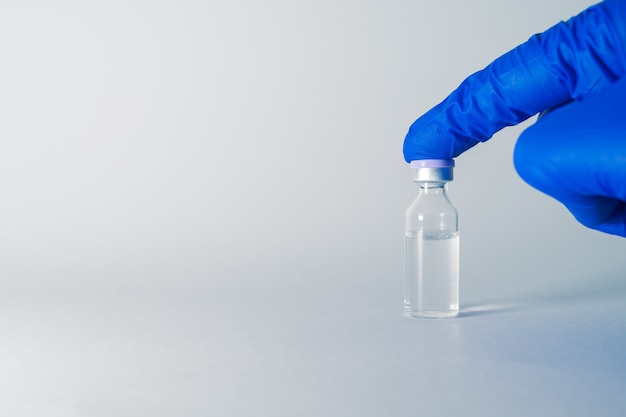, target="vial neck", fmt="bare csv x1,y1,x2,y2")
419,182,448,192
